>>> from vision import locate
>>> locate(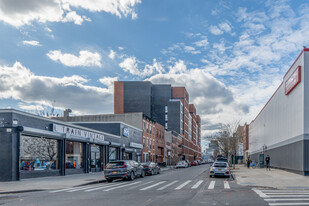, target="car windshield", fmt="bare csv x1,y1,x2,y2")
216,158,228,162
106,162,124,168
214,163,228,168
